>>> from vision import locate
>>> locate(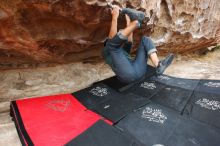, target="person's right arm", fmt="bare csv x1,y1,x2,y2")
125,14,133,43
122,14,133,54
